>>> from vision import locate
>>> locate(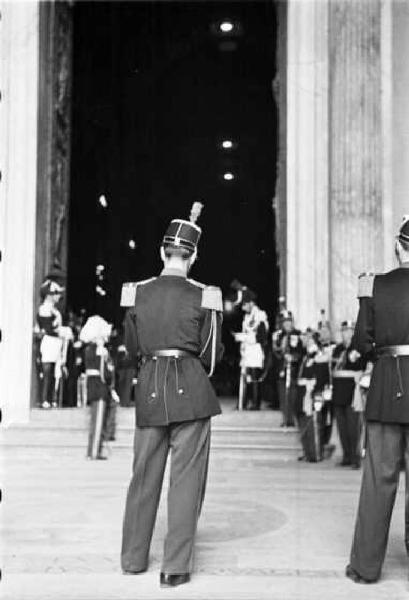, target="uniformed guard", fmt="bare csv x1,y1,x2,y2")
80,315,117,460
332,321,366,469
35,279,65,408
120,202,223,588
296,332,320,461
296,330,333,462
272,310,303,427
346,215,409,584
232,286,269,410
